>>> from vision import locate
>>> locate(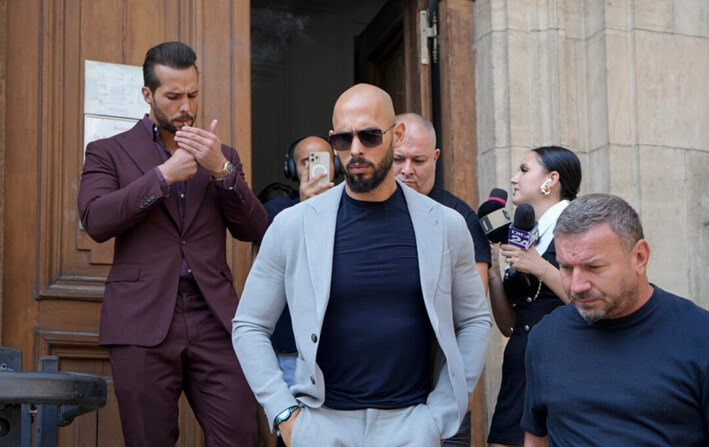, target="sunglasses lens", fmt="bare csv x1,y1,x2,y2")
330,133,353,151
358,130,384,148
